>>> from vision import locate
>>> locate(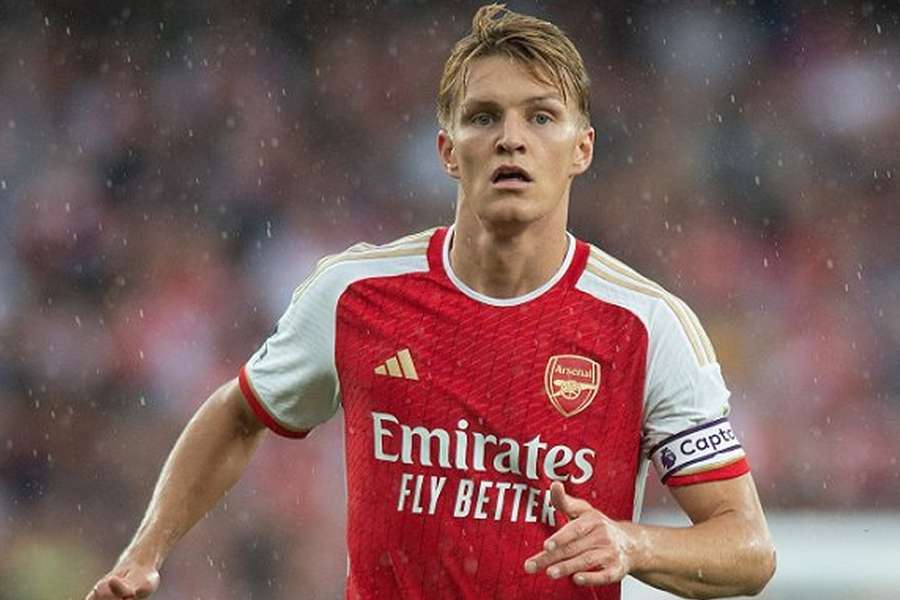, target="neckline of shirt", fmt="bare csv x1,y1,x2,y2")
441,224,576,307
